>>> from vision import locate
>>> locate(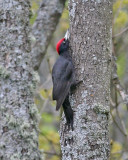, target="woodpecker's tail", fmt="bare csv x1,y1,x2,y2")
62,95,73,130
